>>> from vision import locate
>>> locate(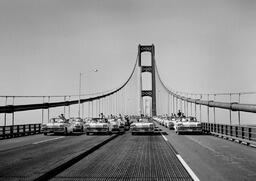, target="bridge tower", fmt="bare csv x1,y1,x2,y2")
138,44,157,116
